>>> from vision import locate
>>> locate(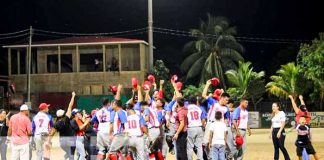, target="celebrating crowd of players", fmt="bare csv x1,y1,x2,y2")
4,75,318,160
